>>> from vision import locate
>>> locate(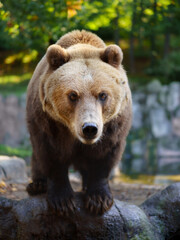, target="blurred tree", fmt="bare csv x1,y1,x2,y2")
129,0,137,73
0,0,179,80
0,2,15,50
0,0,81,51
161,1,180,59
